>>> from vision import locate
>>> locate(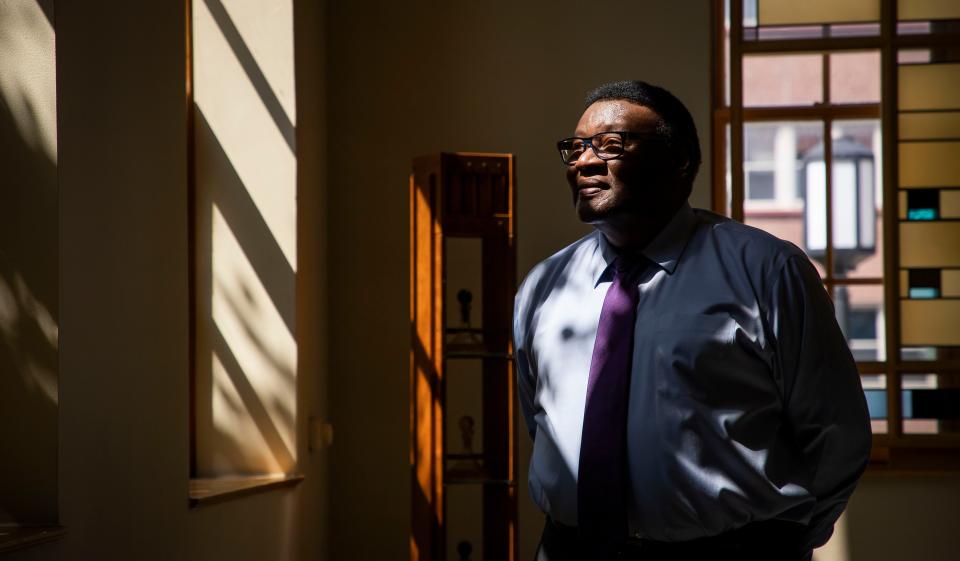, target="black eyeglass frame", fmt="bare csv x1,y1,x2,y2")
556,130,663,165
